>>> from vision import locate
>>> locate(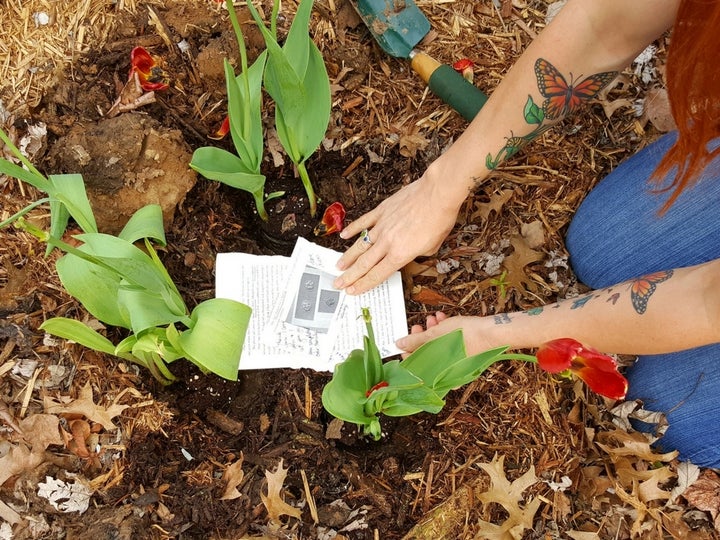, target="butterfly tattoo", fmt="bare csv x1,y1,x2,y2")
629,270,674,314
534,58,617,120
